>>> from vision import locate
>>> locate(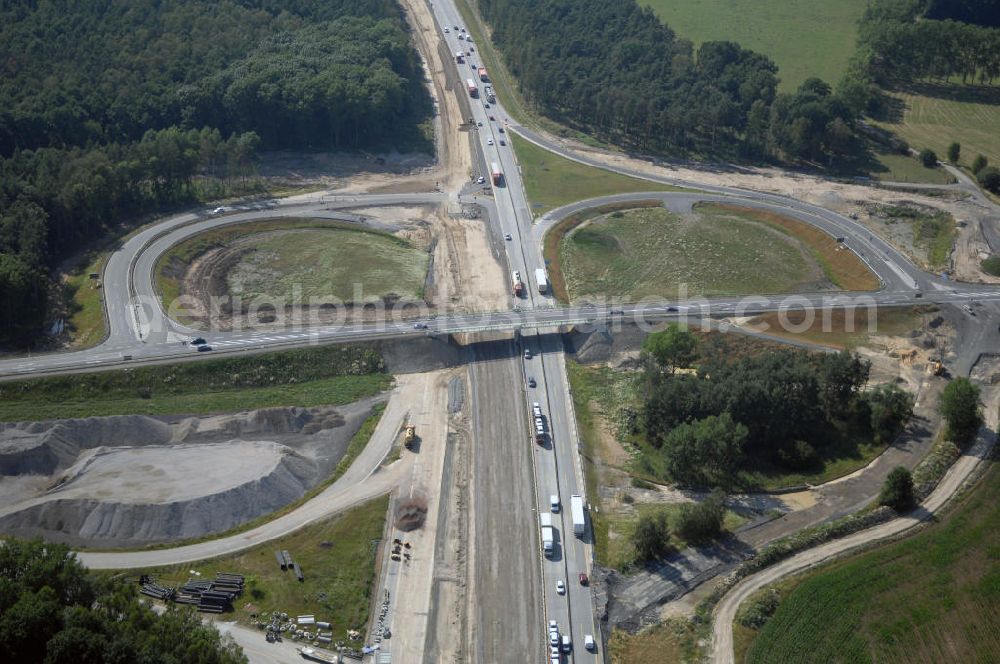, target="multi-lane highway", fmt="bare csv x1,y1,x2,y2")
5,2,1000,663
430,1,598,659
